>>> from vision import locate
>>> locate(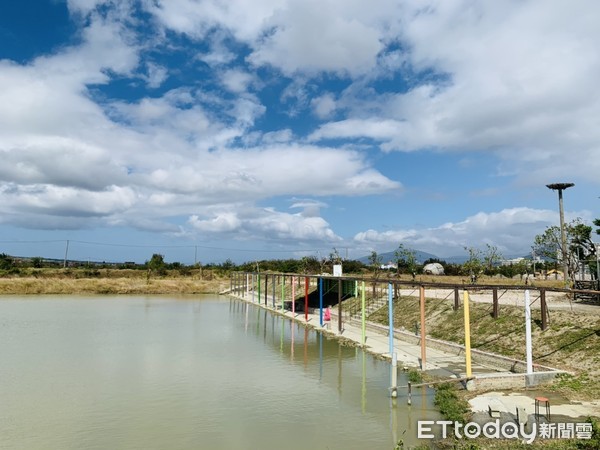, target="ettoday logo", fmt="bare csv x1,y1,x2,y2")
417,420,593,443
